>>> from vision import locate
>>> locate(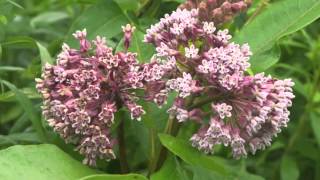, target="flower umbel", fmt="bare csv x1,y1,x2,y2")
36,26,145,166
143,8,295,158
